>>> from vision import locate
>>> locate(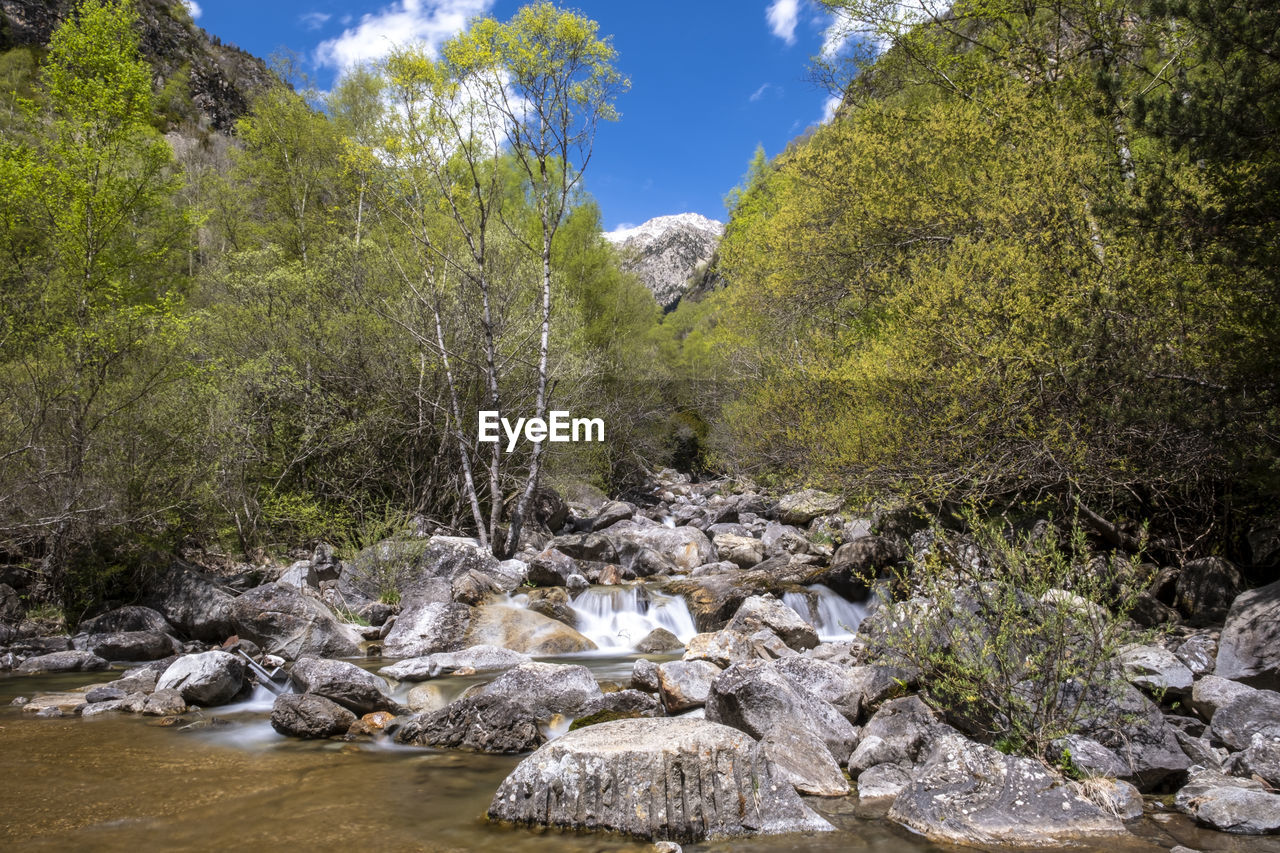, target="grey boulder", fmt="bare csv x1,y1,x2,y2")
1215,578,1280,689
1175,769,1280,835
156,651,245,706
271,692,356,739
888,732,1129,846
725,595,818,652
382,601,471,658
657,659,722,712
379,645,530,682
475,661,602,719
73,631,176,662
487,717,833,842
17,650,109,674
395,694,543,753
289,656,393,715
1210,686,1280,750
231,583,361,659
